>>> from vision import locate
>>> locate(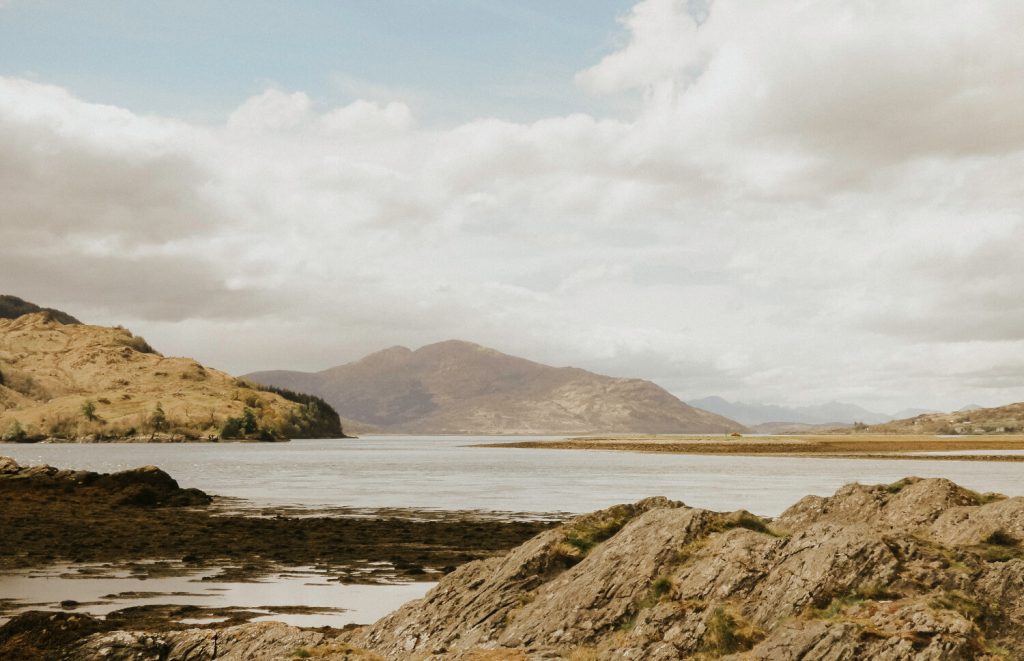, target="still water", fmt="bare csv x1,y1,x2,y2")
0,565,431,628
3,436,1023,517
